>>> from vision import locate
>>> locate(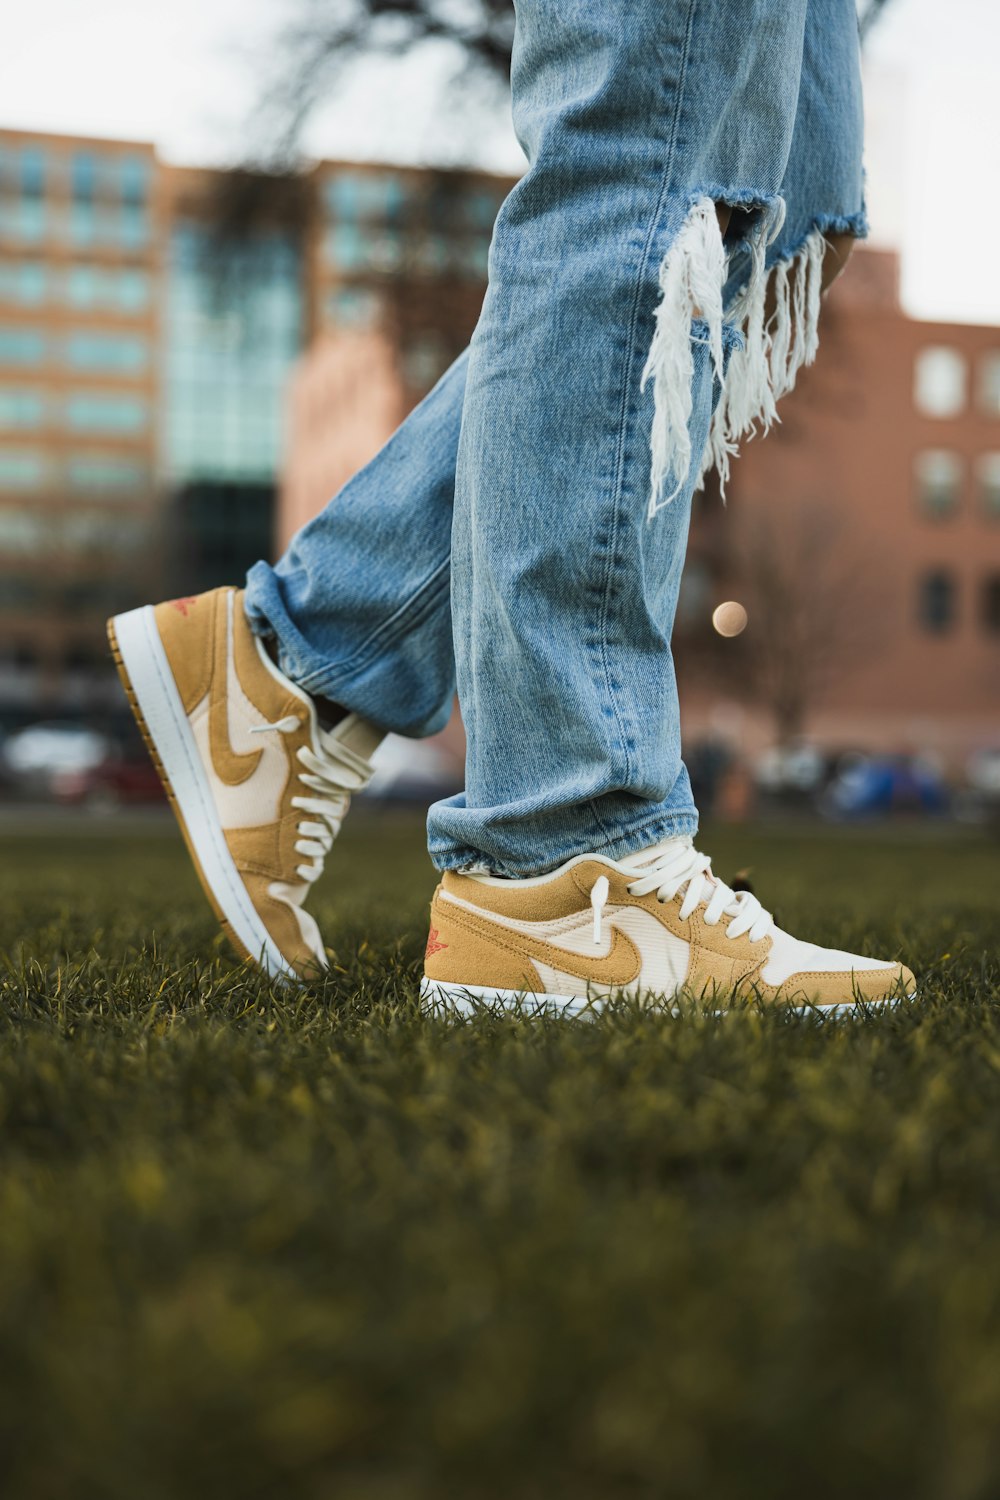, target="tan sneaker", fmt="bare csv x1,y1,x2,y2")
421,836,916,1017
108,587,383,981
